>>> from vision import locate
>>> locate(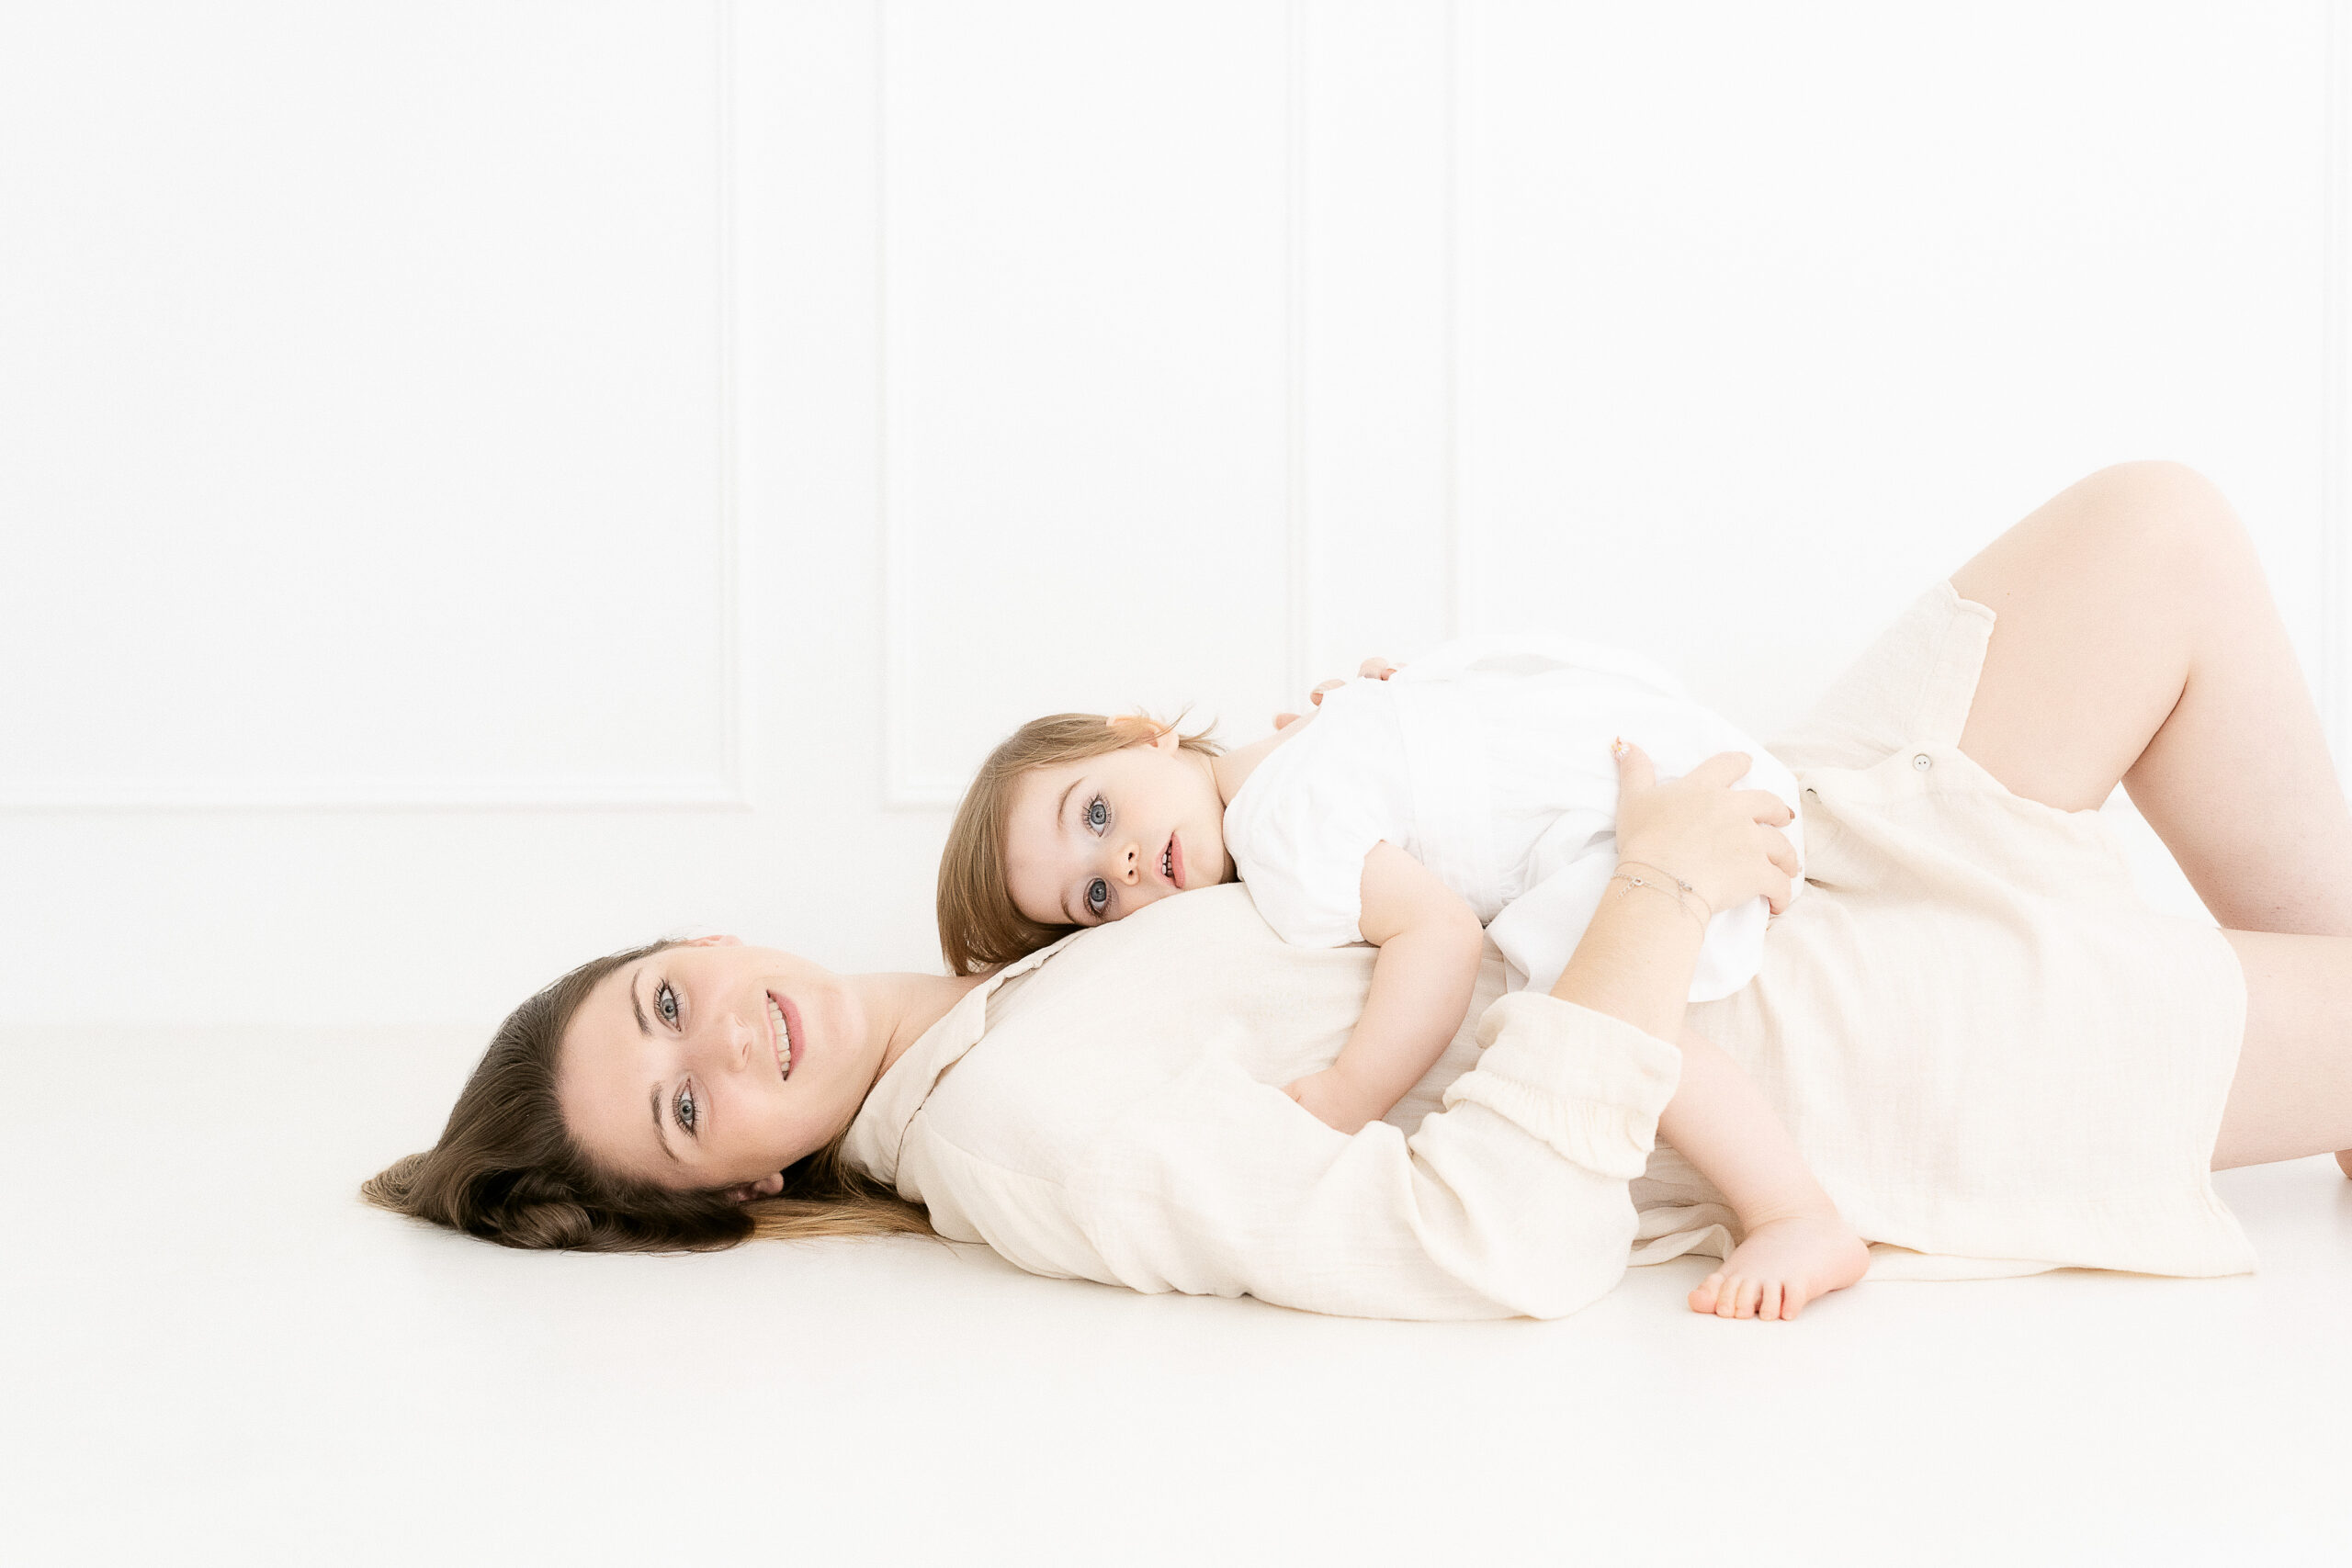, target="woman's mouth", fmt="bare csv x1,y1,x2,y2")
764,993,796,1080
